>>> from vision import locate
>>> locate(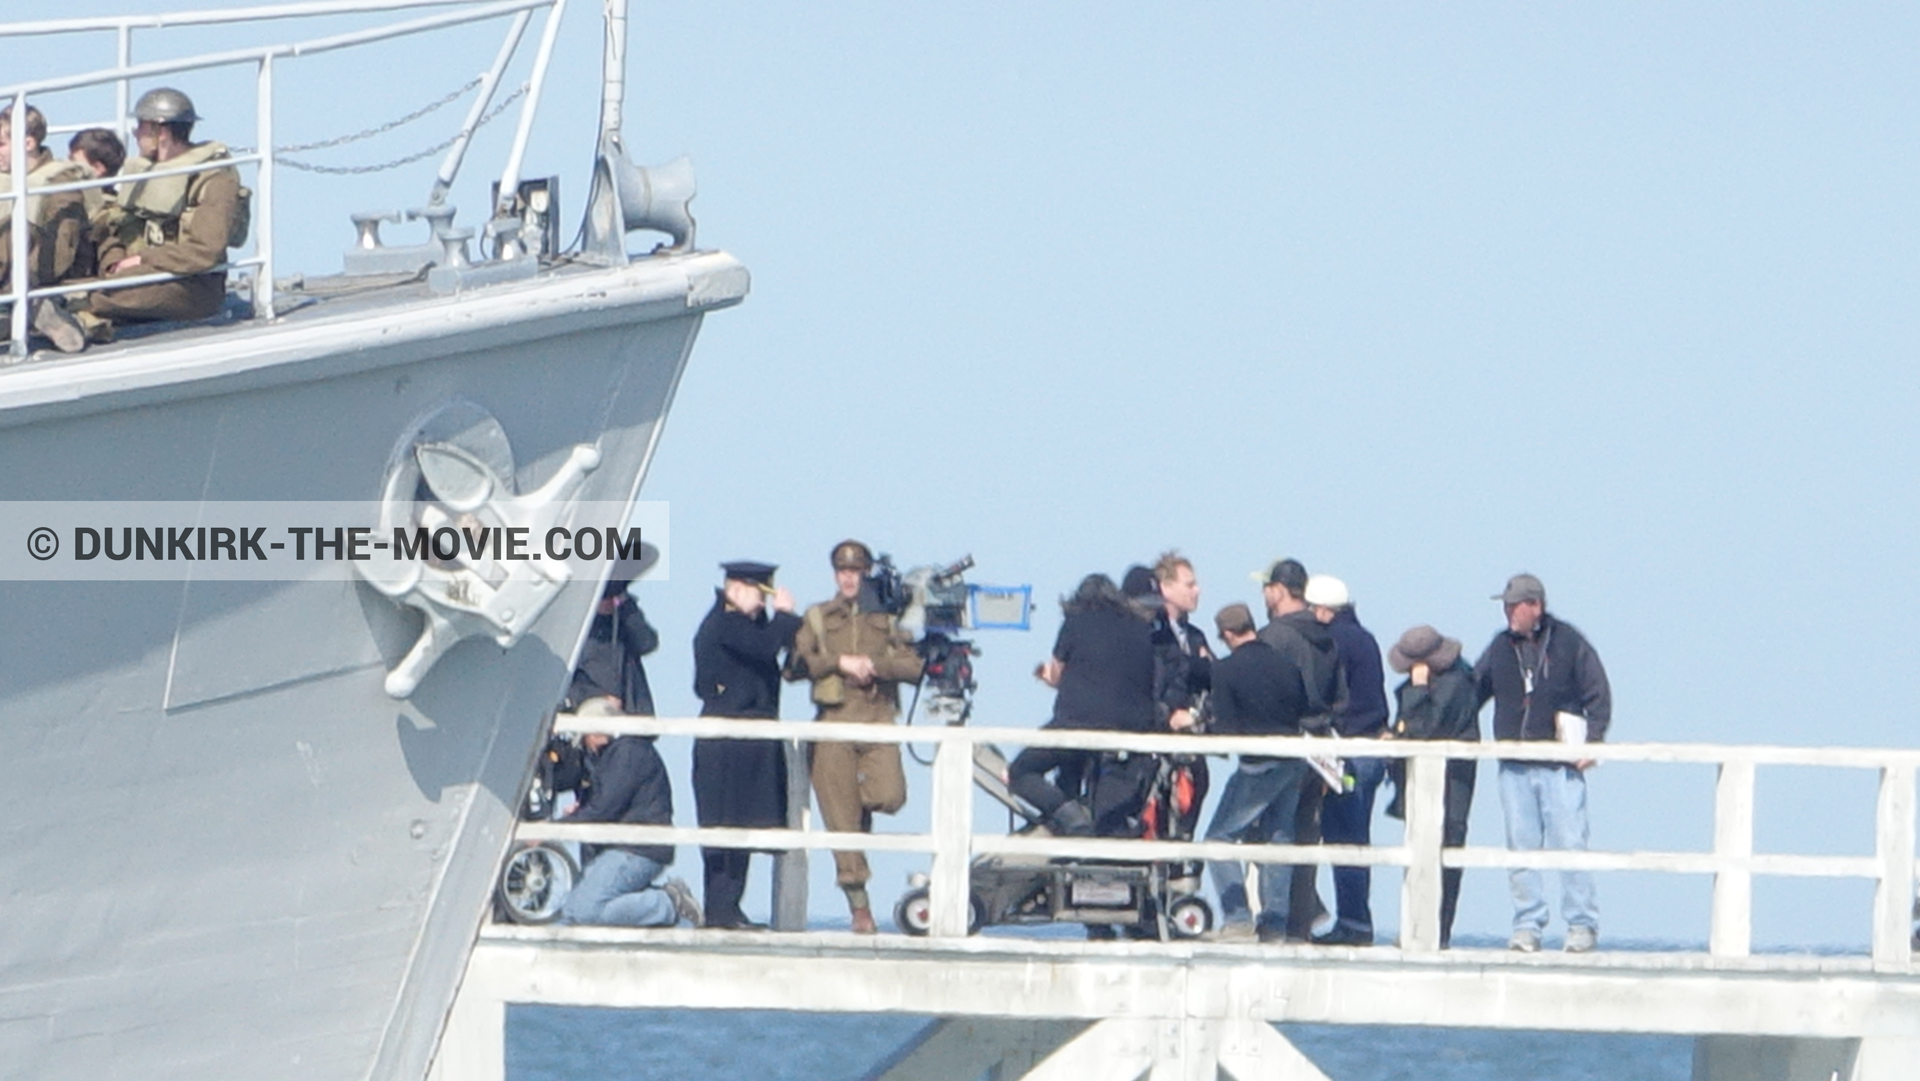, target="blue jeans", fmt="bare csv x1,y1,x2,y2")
1319,754,1387,936
560,849,676,927
1498,761,1598,933
1205,758,1308,933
